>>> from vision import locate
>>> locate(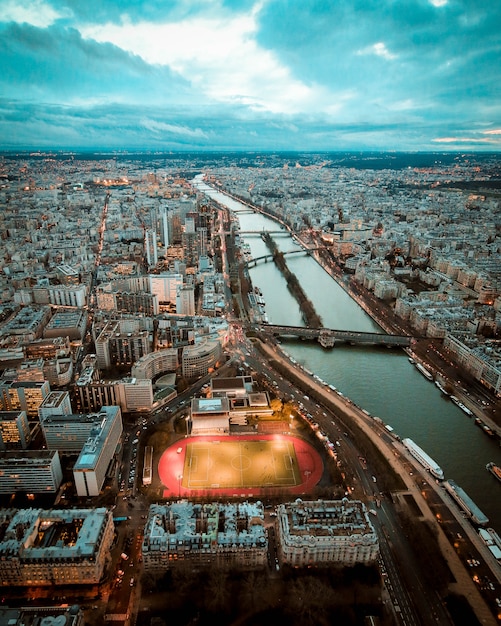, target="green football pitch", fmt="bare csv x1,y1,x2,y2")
182,439,301,489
